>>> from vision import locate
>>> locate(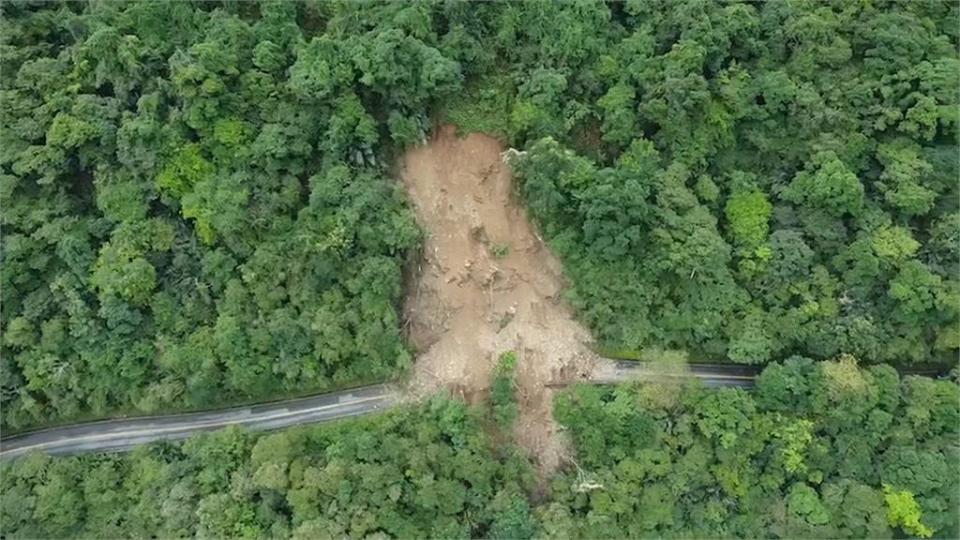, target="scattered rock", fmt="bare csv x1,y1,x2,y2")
400,125,598,478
